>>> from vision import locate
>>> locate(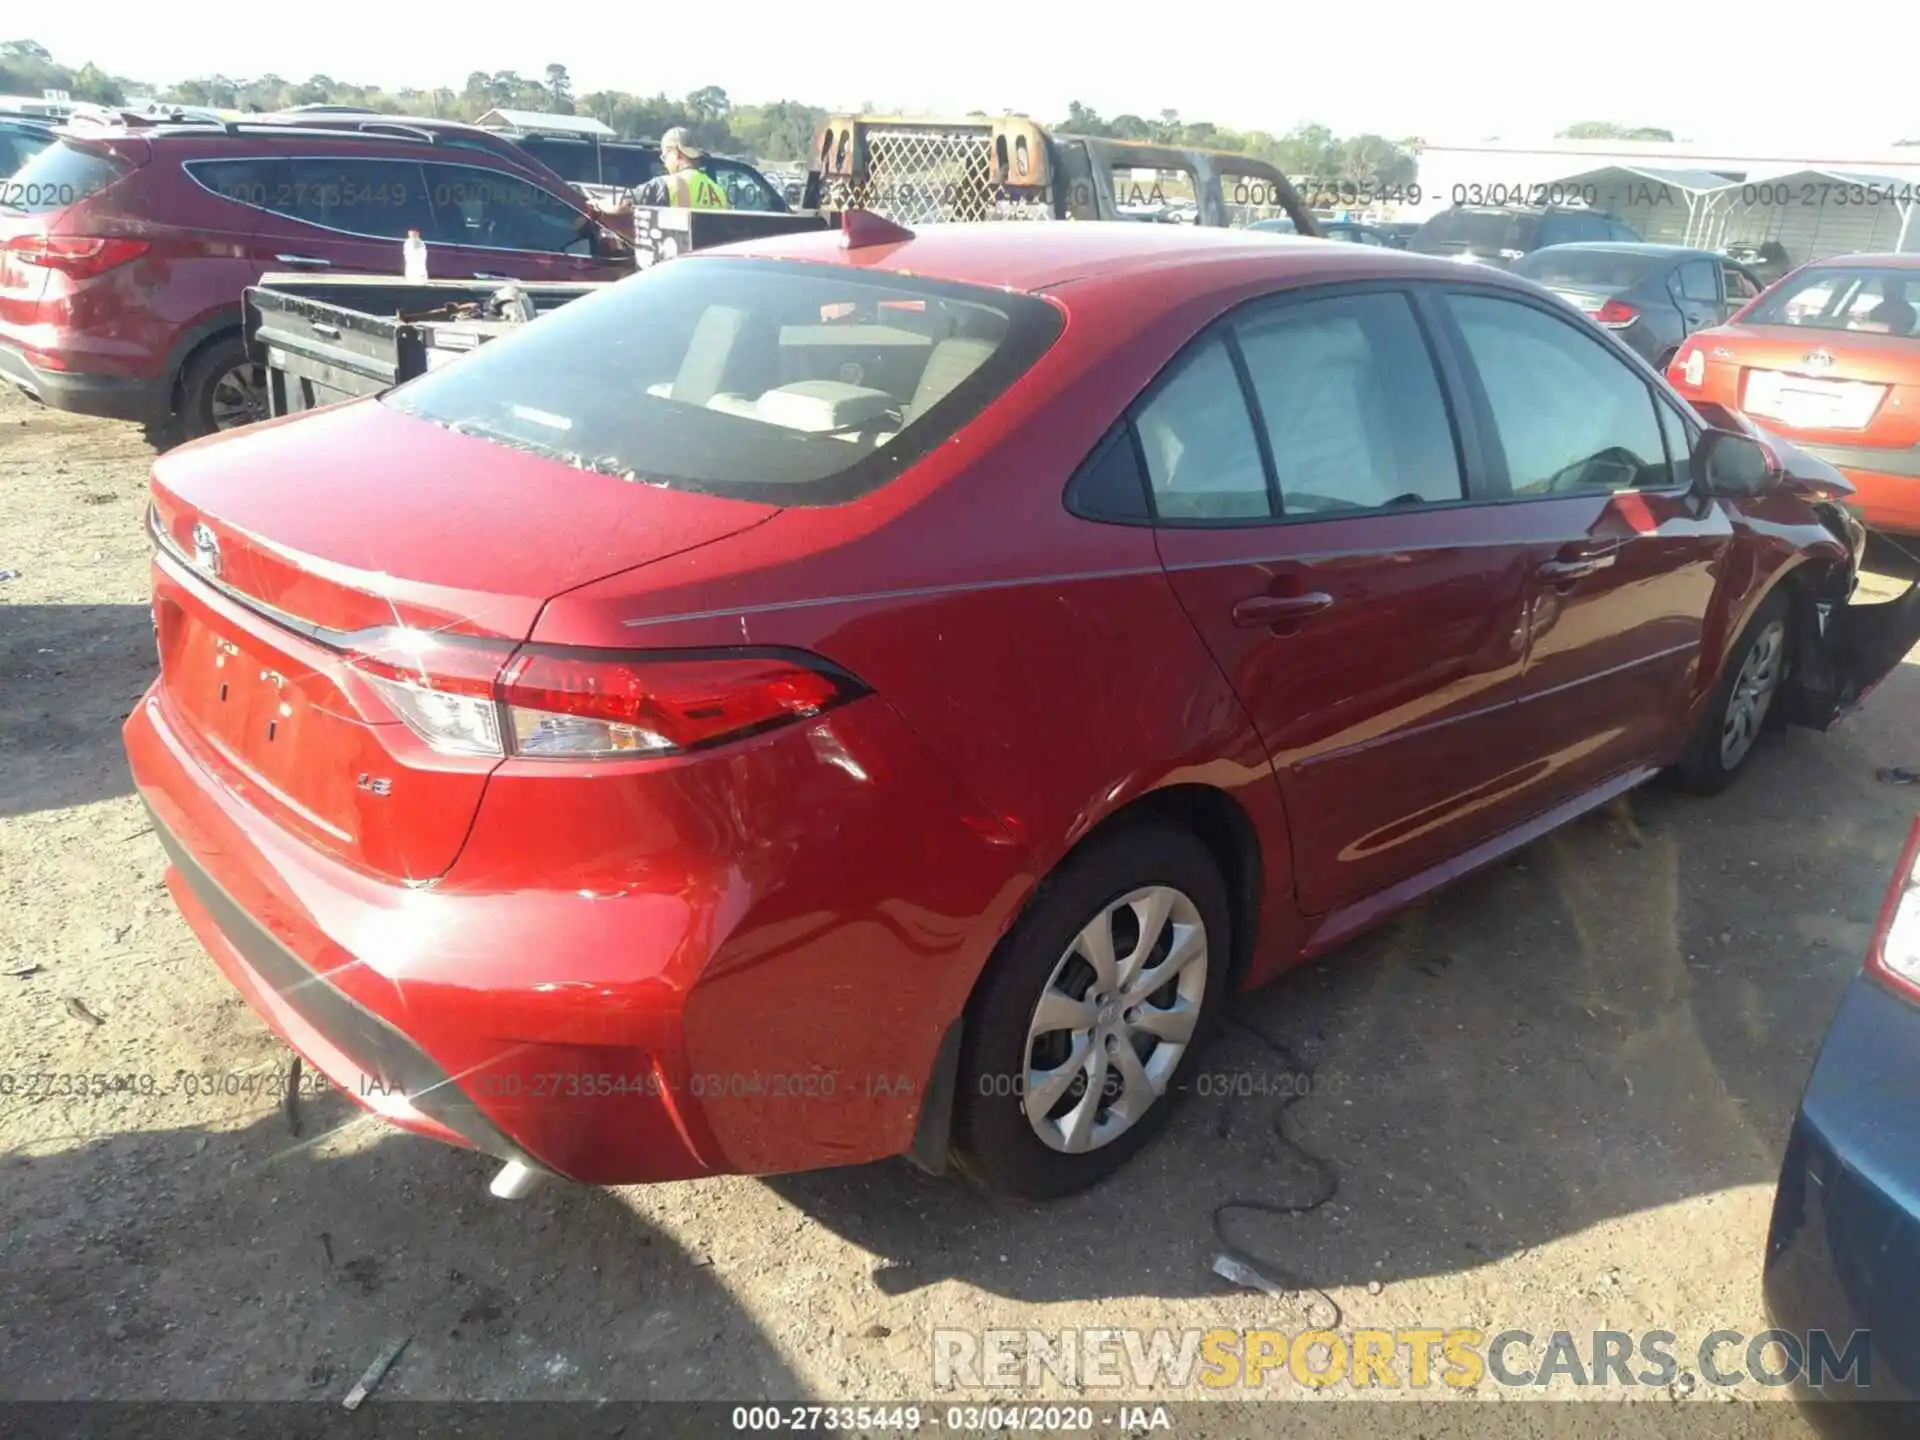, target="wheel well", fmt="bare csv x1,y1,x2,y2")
163,322,245,413
1066,784,1263,991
